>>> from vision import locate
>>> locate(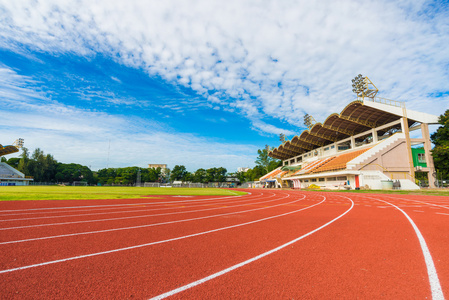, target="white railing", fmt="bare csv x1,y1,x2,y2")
361,96,405,108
